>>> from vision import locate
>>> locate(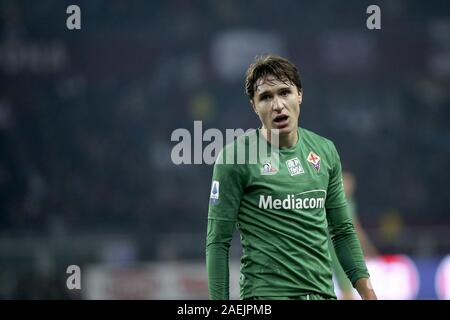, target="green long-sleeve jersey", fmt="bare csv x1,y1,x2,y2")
206,127,369,299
